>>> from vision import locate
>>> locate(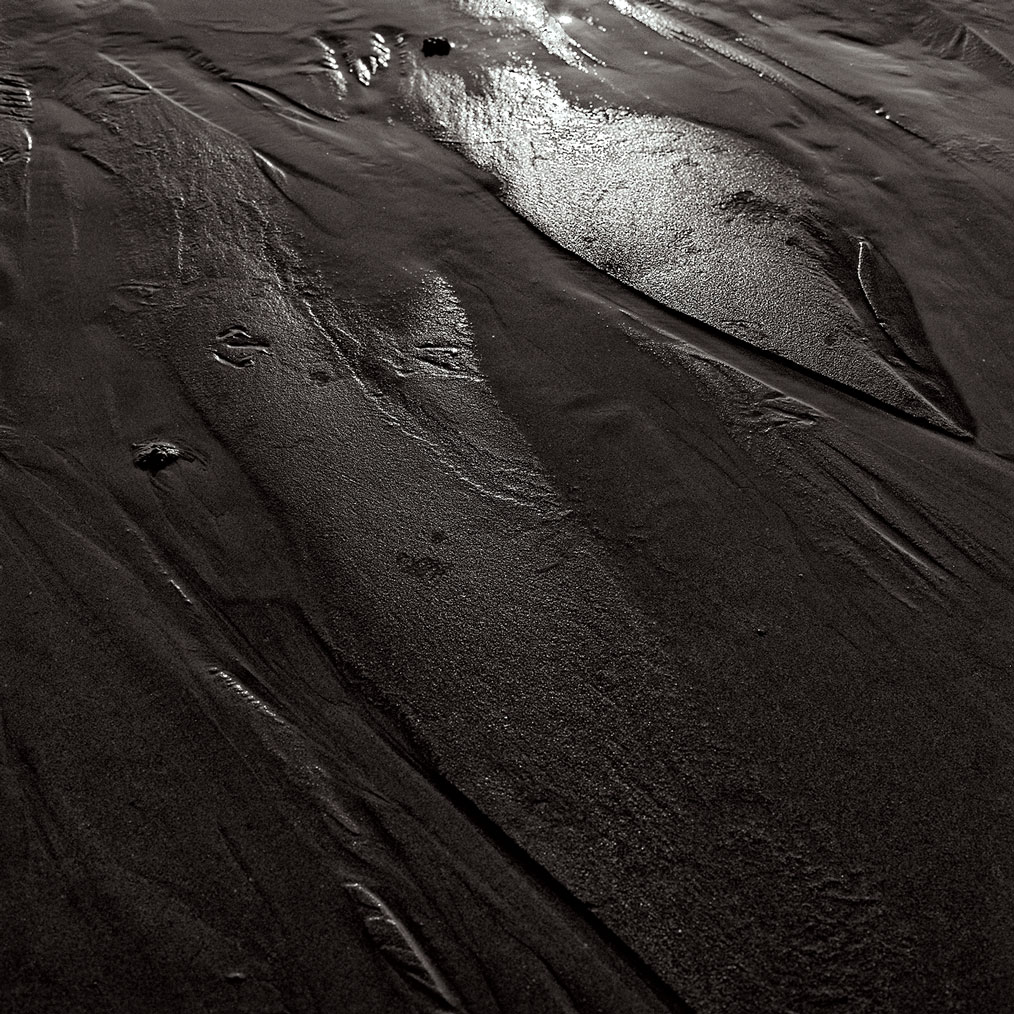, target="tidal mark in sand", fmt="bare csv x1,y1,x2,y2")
855,237,974,433
298,275,554,510
0,76,32,122
913,6,1014,83
97,52,247,147
113,281,164,312
0,126,31,168
94,80,151,104
212,325,273,369
231,78,343,126
203,667,363,837
344,881,464,1014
